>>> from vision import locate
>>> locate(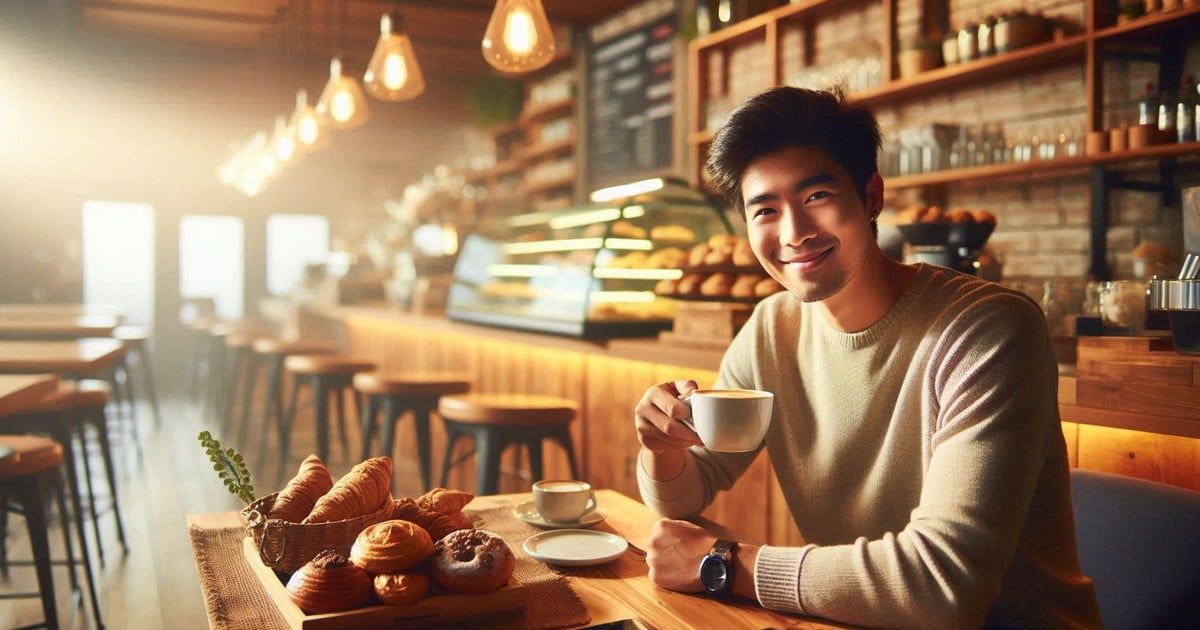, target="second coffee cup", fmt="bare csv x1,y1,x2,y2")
532,479,597,523
683,388,774,452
